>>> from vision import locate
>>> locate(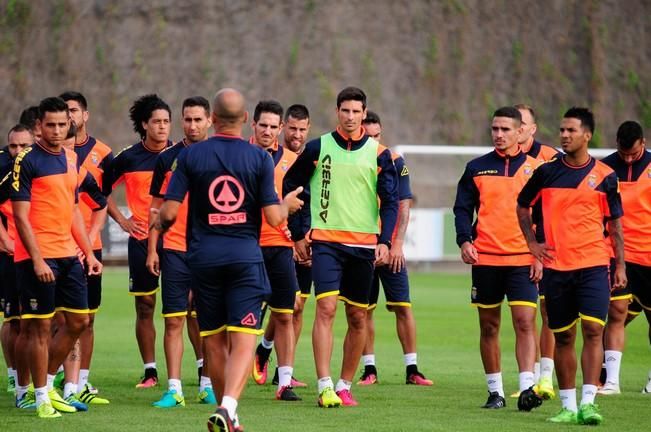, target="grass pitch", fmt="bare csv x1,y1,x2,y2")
1,269,649,431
